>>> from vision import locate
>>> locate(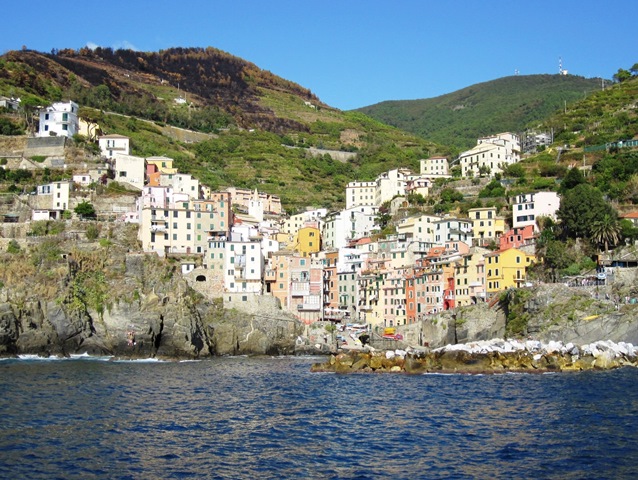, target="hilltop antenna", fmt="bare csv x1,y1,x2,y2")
515,69,519,76
559,57,568,75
